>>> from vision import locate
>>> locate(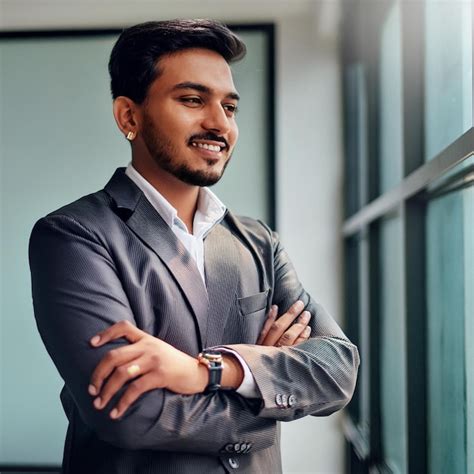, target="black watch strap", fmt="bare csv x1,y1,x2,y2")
198,349,223,393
